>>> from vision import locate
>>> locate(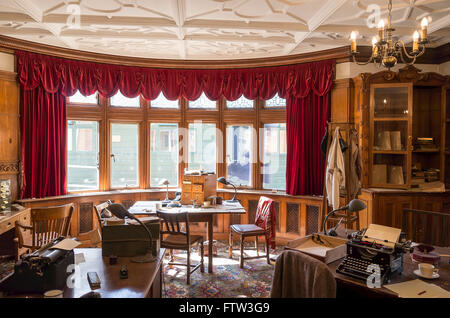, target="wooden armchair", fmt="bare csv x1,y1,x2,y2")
402,208,450,247
76,201,110,248
15,203,74,252
157,210,204,285
229,196,276,268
